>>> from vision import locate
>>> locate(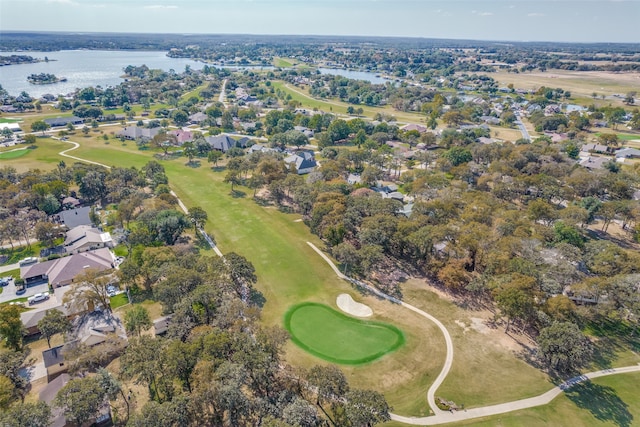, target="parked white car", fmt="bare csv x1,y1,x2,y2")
28,292,50,305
